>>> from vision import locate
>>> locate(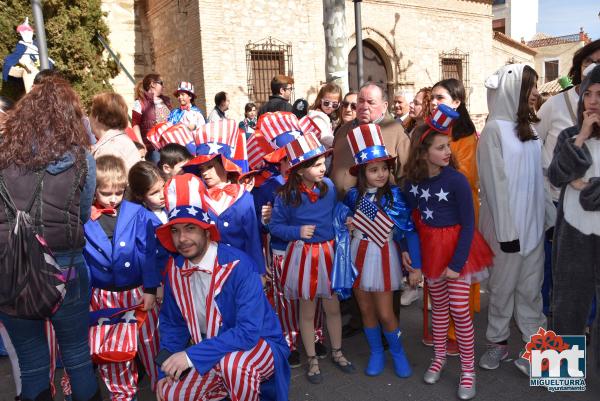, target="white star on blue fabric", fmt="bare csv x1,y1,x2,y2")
423,208,434,220
298,155,305,162
201,211,210,223
186,206,198,216
207,142,222,154
435,188,449,202
169,208,180,218
122,310,137,323
410,184,419,197
420,188,431,202
359,151,368,161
